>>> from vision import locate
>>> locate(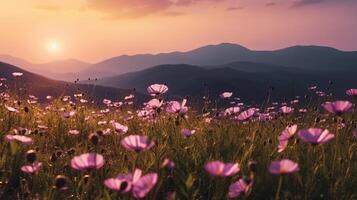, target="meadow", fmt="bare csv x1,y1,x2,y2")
0,80,356,200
